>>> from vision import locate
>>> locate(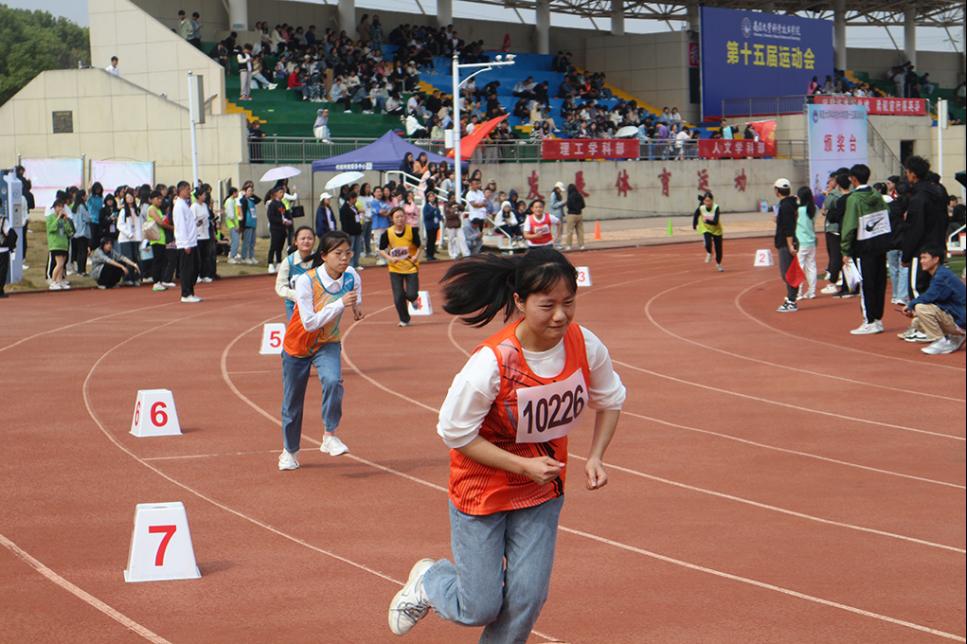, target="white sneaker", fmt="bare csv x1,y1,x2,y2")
821,284,839,295
321,434,349,456
152,284,166,292
388,559,434,636
201,277,214,283
228,257,238,264
21,263,29,270
716,264,724,272
180,295,202,303
398,321,410,327
903,330,932,343
921,336,961,355
161,282,177,288
850,320,883,335
246,258,258,265
143,277,154,284
704,253,711,264
59,281,71,290
278,450,300,471
48,282,63,291
267,264,276,274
